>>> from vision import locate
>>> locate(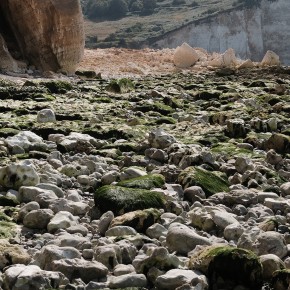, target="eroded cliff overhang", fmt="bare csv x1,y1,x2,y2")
0,0,85,73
